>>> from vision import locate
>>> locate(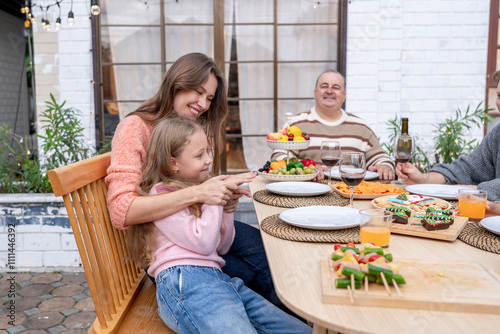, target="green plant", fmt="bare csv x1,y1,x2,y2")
37,94,92,169
0,94,95,193
0,124,51,193
97,134,113,155
433,102,493,164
